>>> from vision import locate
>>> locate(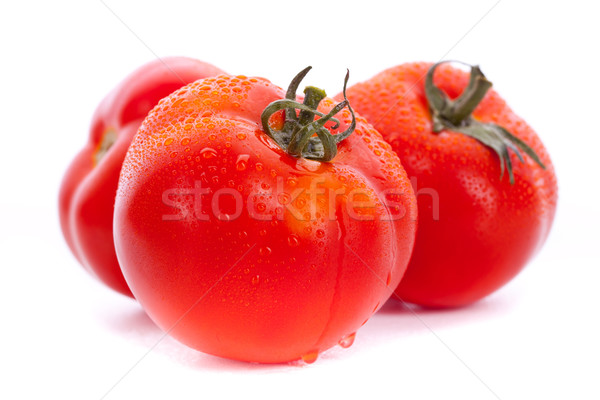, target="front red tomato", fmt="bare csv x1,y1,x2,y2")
114,69,417,363
59,57,224,296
